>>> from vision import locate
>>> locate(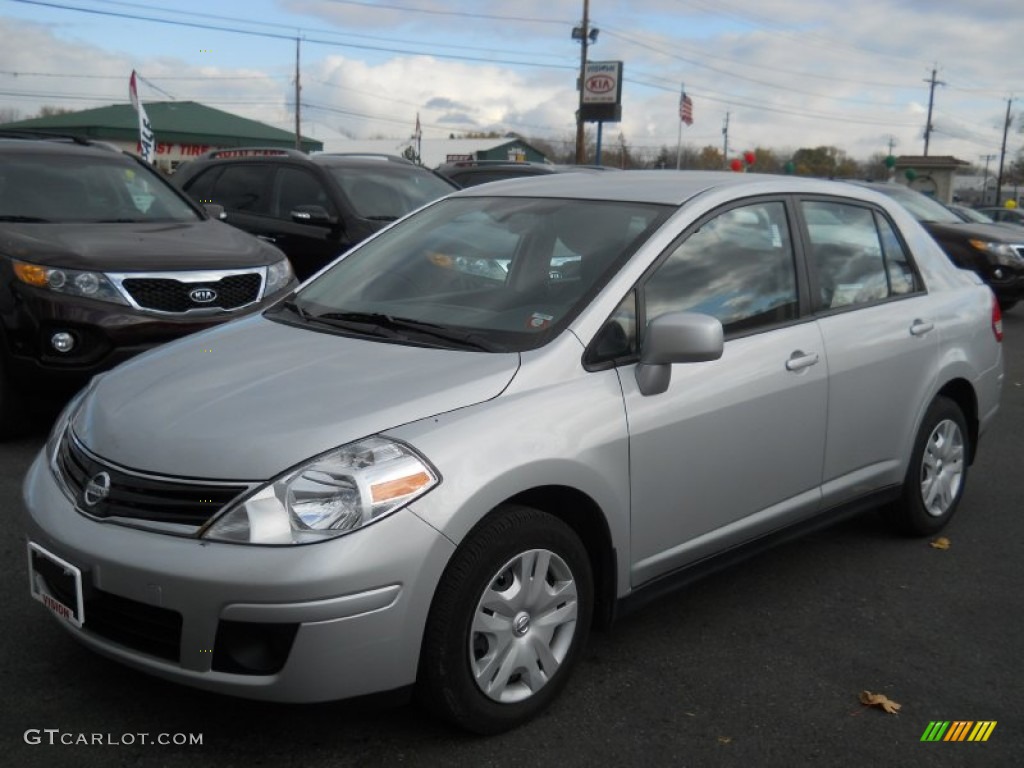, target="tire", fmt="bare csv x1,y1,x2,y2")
892,396,969,536
417,504,593,734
